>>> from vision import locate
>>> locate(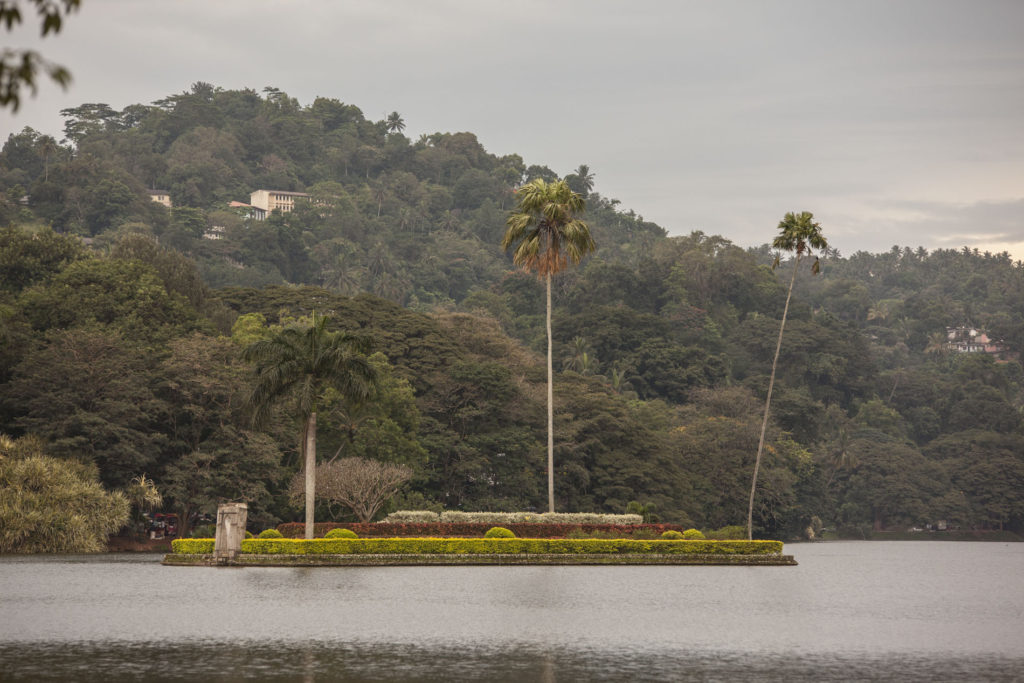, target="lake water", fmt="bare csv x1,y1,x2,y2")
1,542,1022,681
